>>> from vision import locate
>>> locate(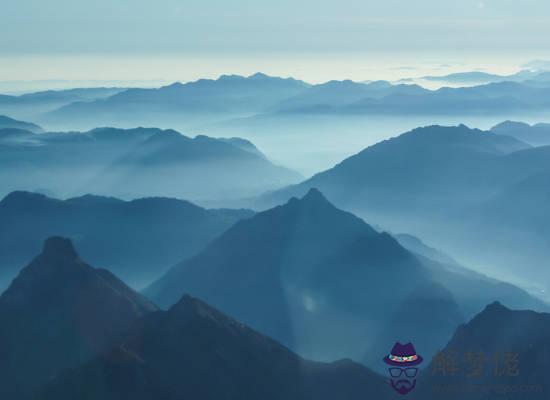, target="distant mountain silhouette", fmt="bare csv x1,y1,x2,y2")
38,294,391,400
147,189,544,368
0,237,156,399
275,81,550,115
45,73,310,128
0,126,300,201
39,77,550,130
491,120,550,146
0,191,253,289
273,80,427,112
414,302,550,399
419,69,541,85
0,88,124,121
0,115,43,133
